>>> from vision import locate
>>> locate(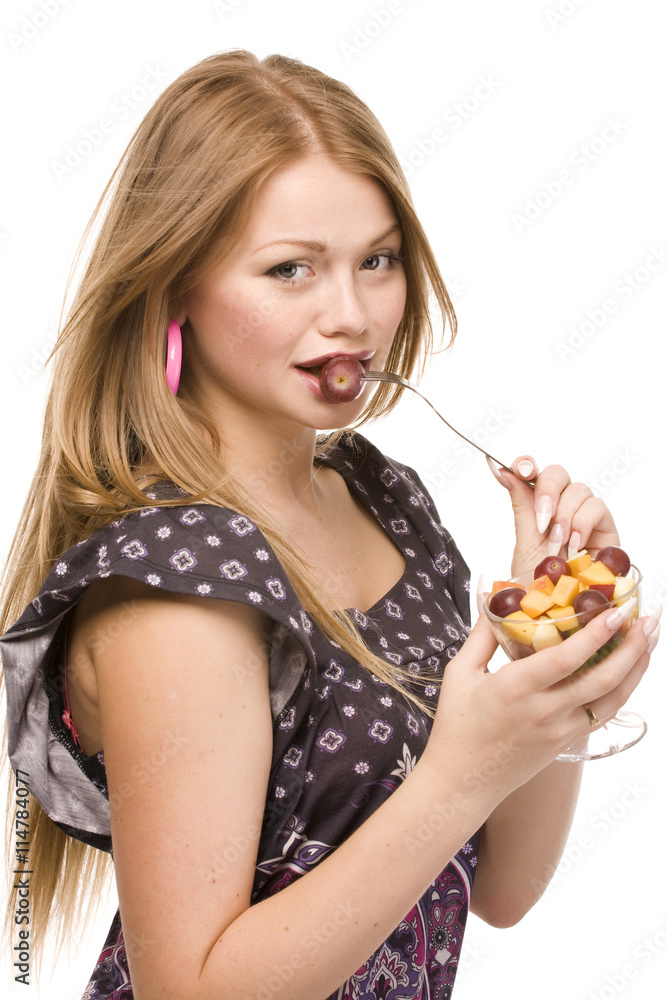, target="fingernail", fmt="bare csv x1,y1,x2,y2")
606,597,638,630
535,495,553,534
517,460,534,478
547,522,564,556
567,531,582,560
476,574,487,615
643,614,661,638
486,455,512,488
647,624,660,655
